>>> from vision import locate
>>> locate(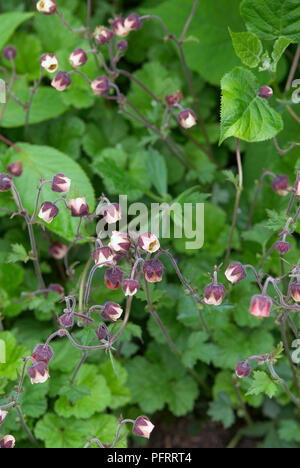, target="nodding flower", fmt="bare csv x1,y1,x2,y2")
138,232,160,253
132,416,155,439
0,173,12,192
101,203,122,224
204,283,226,306
69,48,88,68
51,71,72,92
48,241,68,260
69,197,89,217
51,174,71,193
271,175,290,196
36,0,57,15
40,53,58,73
122,279,140,296
177,109,197,129
6,161,23,177
236,361,251,378
93,246,115,266
101,302,123,322
0,435,16,448
38,202,59,224
249,294,272,318
225,262,246,284
93,26,114,45
27,361,50,384
143,260,164,283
